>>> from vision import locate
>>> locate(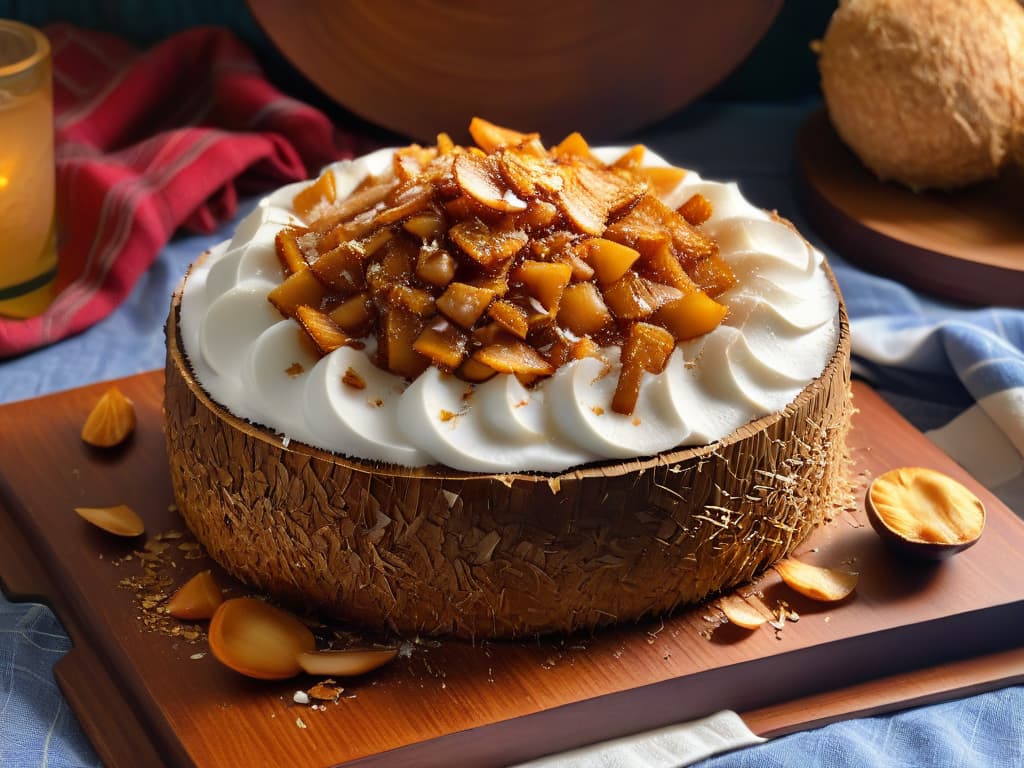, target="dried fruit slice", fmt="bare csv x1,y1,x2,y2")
473,340,556,377
454,153,527,212
296,648,398,677
81,386,136,448
469,117,535,153
719,594,768,630
208,598,315,680
774,559,858,602
866,467,985,560
167,570,224,620
75,504,145,537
